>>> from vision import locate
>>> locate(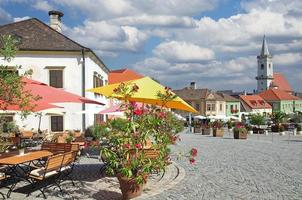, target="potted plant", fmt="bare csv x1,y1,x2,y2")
202,122,212,135
297,124,302,135
99,83,196,199
212,120,224,137
227,120,233,132
245,124,253,134
193,121,202,133
250,114,265,134
233,123,247,139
